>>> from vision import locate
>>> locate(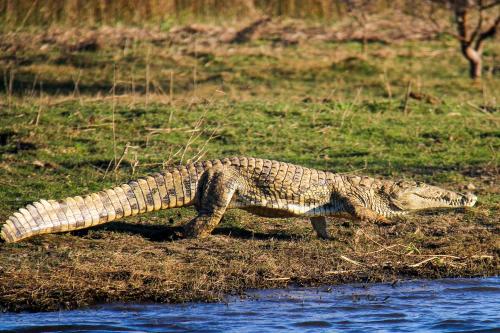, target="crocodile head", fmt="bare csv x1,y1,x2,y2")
380,180,477,215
